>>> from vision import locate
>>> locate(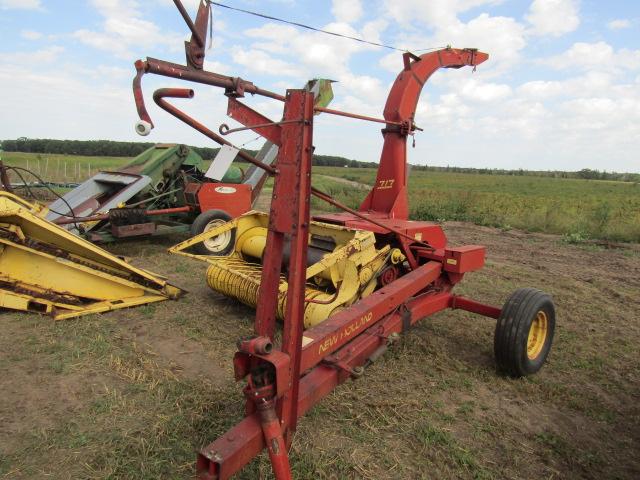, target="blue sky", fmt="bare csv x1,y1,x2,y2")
0,0,639,172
